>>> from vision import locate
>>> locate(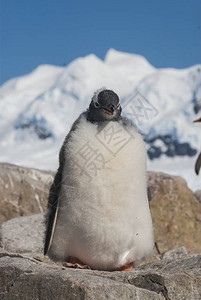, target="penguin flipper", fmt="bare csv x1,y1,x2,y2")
195,152,201,175
44,166,62,255
44,128,69,255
